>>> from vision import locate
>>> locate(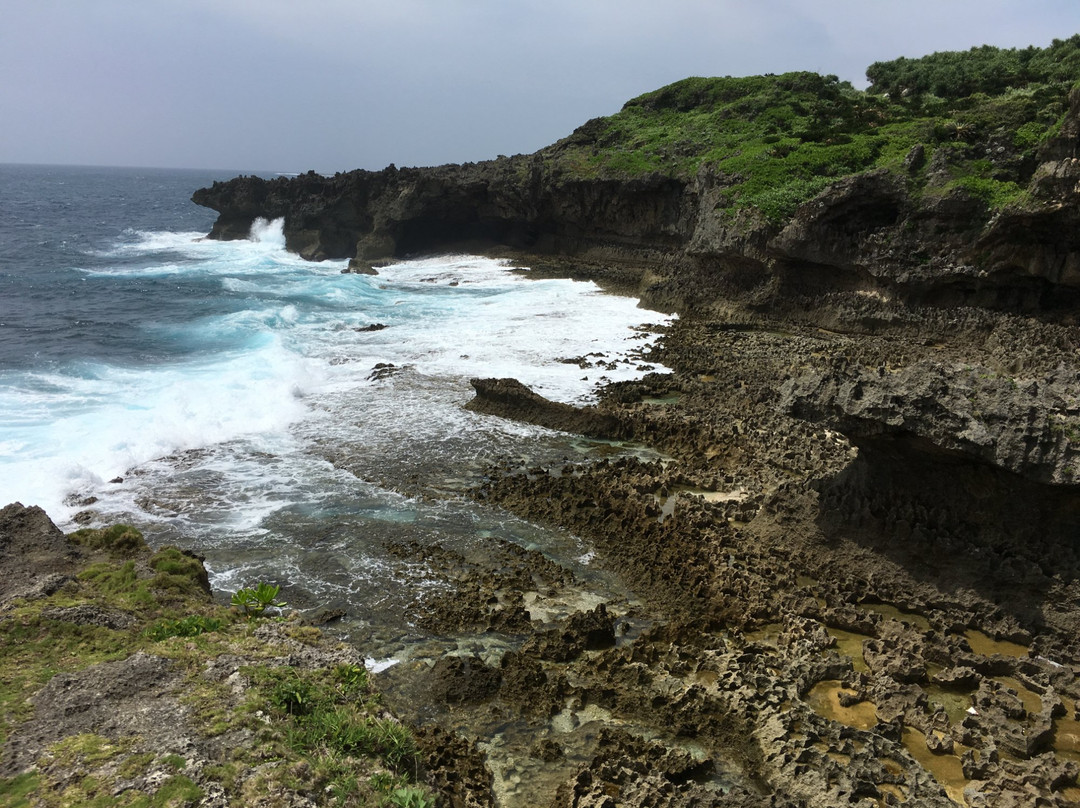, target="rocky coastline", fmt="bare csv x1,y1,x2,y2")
186,68,1080,807
8,52,1080,807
